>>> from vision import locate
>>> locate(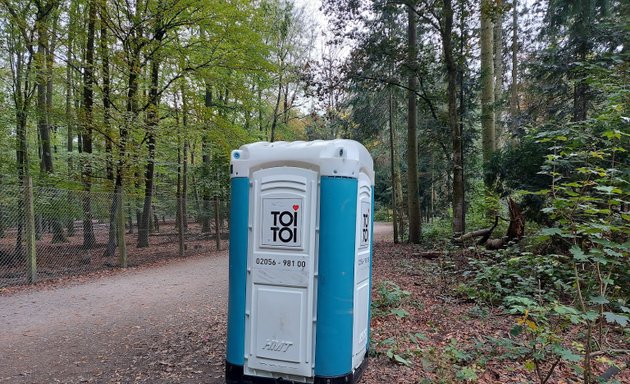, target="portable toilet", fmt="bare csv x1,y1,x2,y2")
225,140,374,384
